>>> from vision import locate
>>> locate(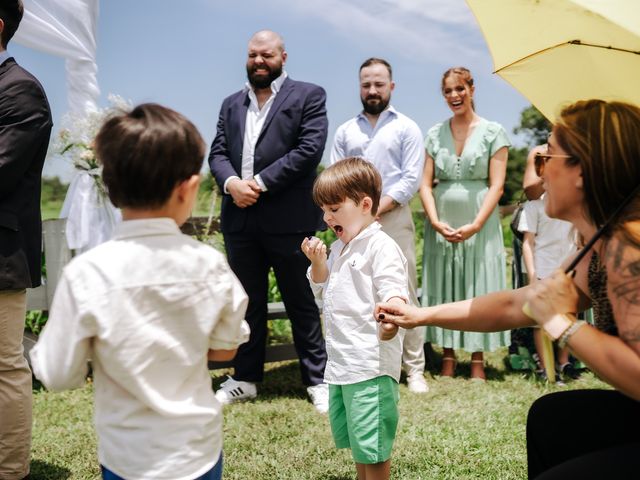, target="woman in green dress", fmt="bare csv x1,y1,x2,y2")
419,67,510,379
